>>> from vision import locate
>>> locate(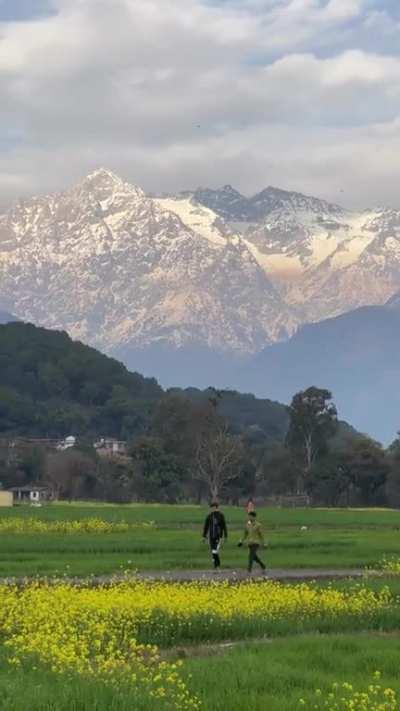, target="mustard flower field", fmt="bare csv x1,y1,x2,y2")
0,515,156,535
0,505,400,708
0,578,400,709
